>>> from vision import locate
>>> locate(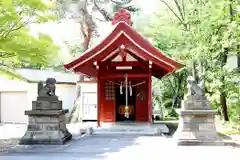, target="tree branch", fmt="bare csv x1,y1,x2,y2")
80,23,87,39
173,0,185,22
0,61,12,68
3,24,25,38
93,0,113,21
110,0,132,5
160,0,188,30
159,0,183,23
181,0,185,17
78,0,94,50
0,51,16,58
166,77,175,93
